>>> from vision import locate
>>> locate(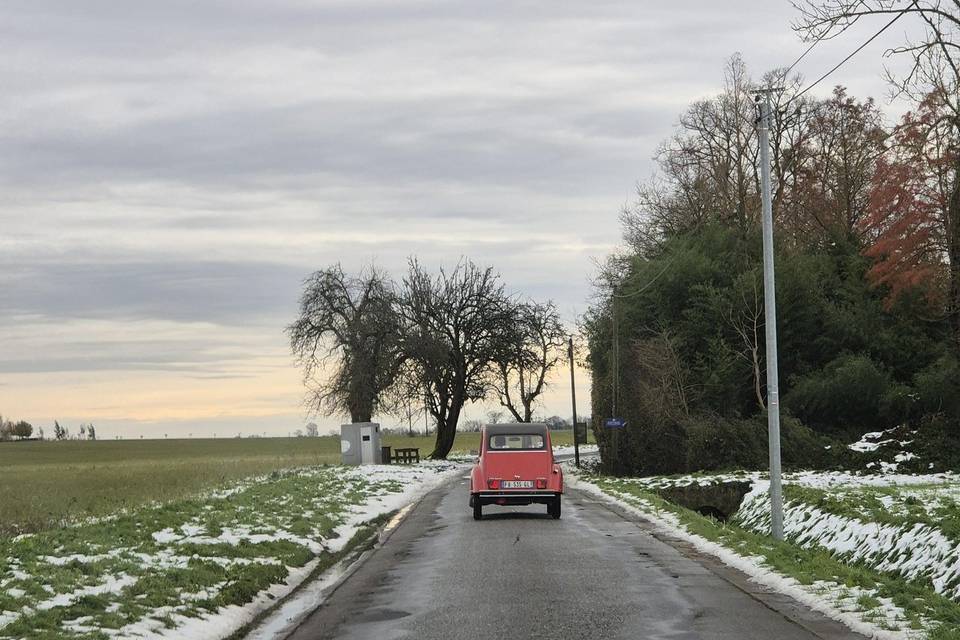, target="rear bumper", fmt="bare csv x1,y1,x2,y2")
472,491,561,506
